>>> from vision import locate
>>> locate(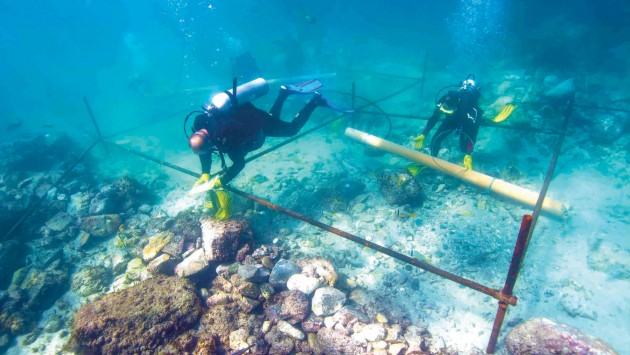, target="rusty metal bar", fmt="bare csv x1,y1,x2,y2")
227,187,516,305
486,215,533,353
83,97,105,139
108,142,516,306
486,97,573,353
